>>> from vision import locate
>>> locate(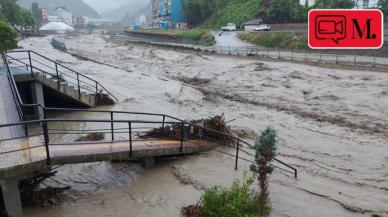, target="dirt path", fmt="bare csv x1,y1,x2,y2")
18,33,388,217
